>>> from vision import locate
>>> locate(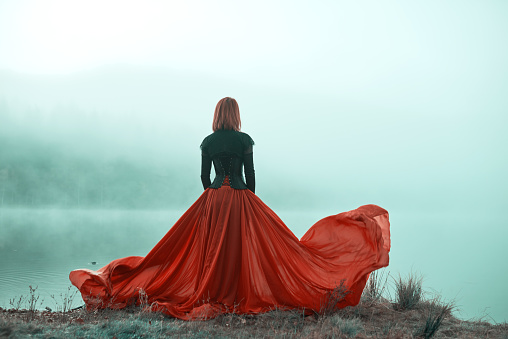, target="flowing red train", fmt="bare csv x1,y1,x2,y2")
69,183,390,320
